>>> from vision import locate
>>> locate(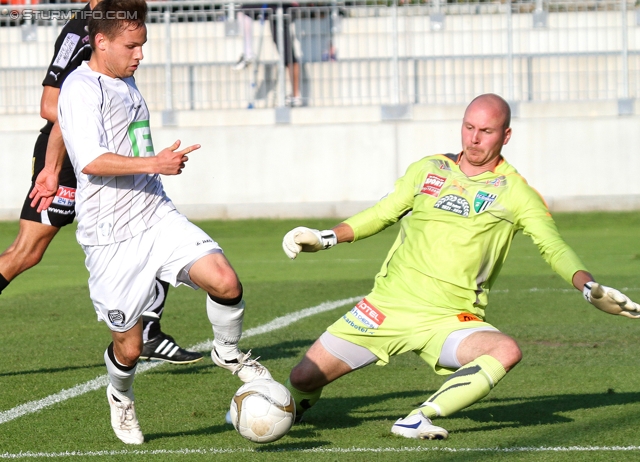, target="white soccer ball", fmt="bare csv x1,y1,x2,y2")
229,378,296,444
